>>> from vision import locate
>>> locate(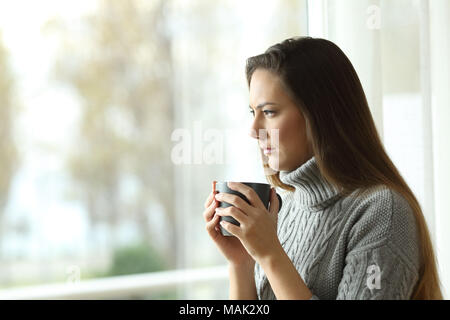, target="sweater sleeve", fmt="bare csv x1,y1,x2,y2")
308,244,419,300
310,188,421,300
335,244,419,299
